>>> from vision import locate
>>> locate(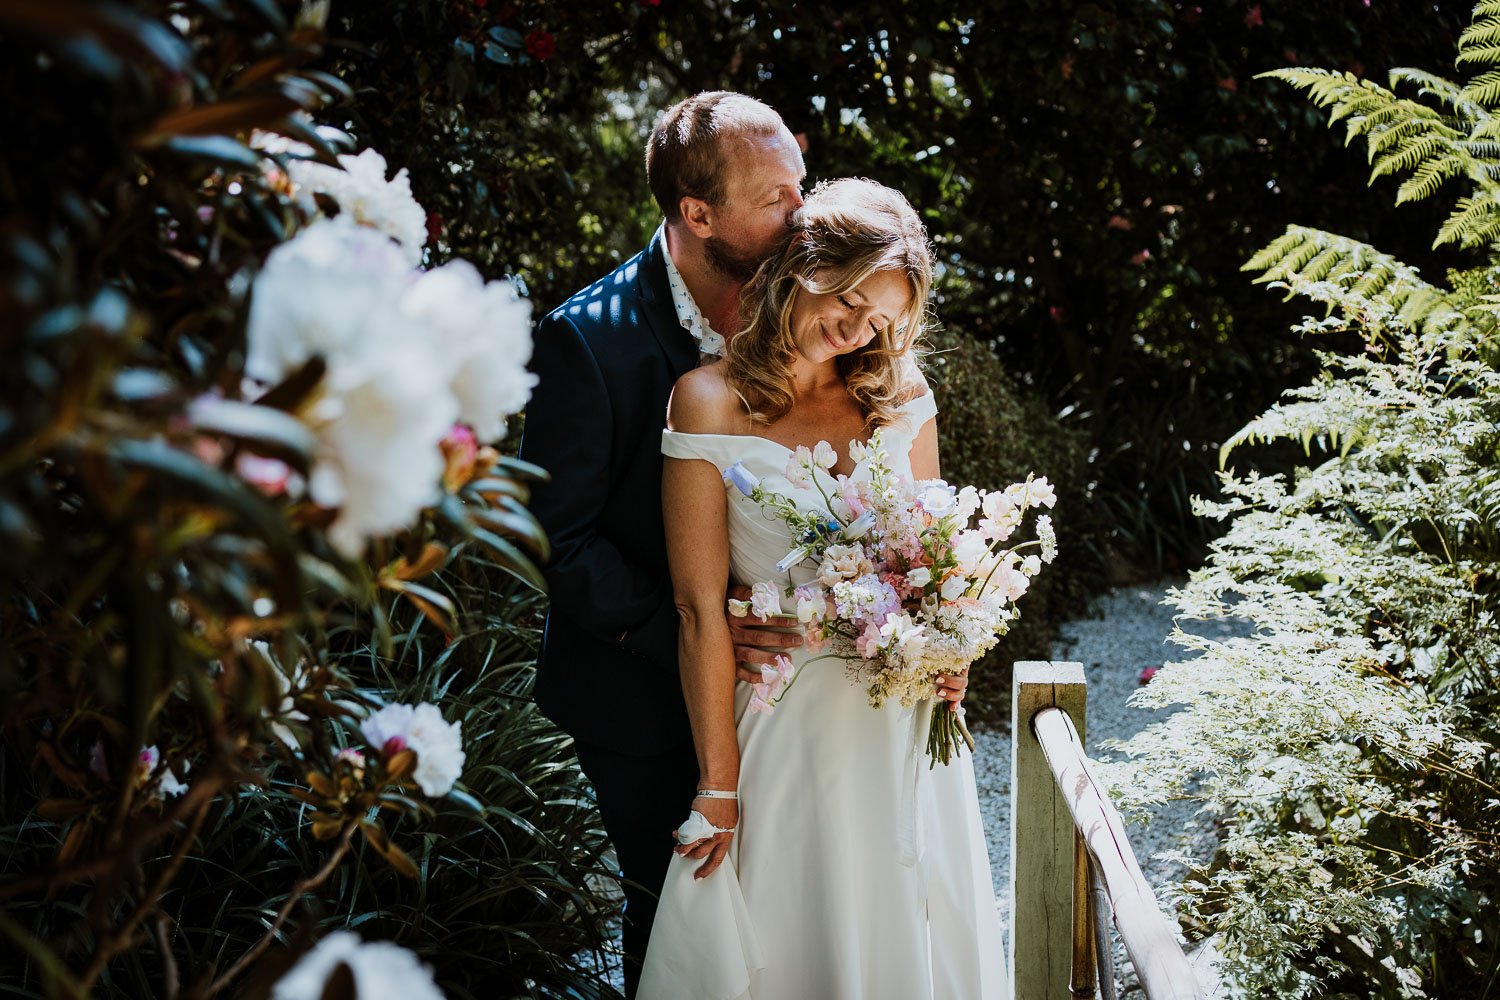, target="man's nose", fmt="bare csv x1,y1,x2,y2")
785,190,805,223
